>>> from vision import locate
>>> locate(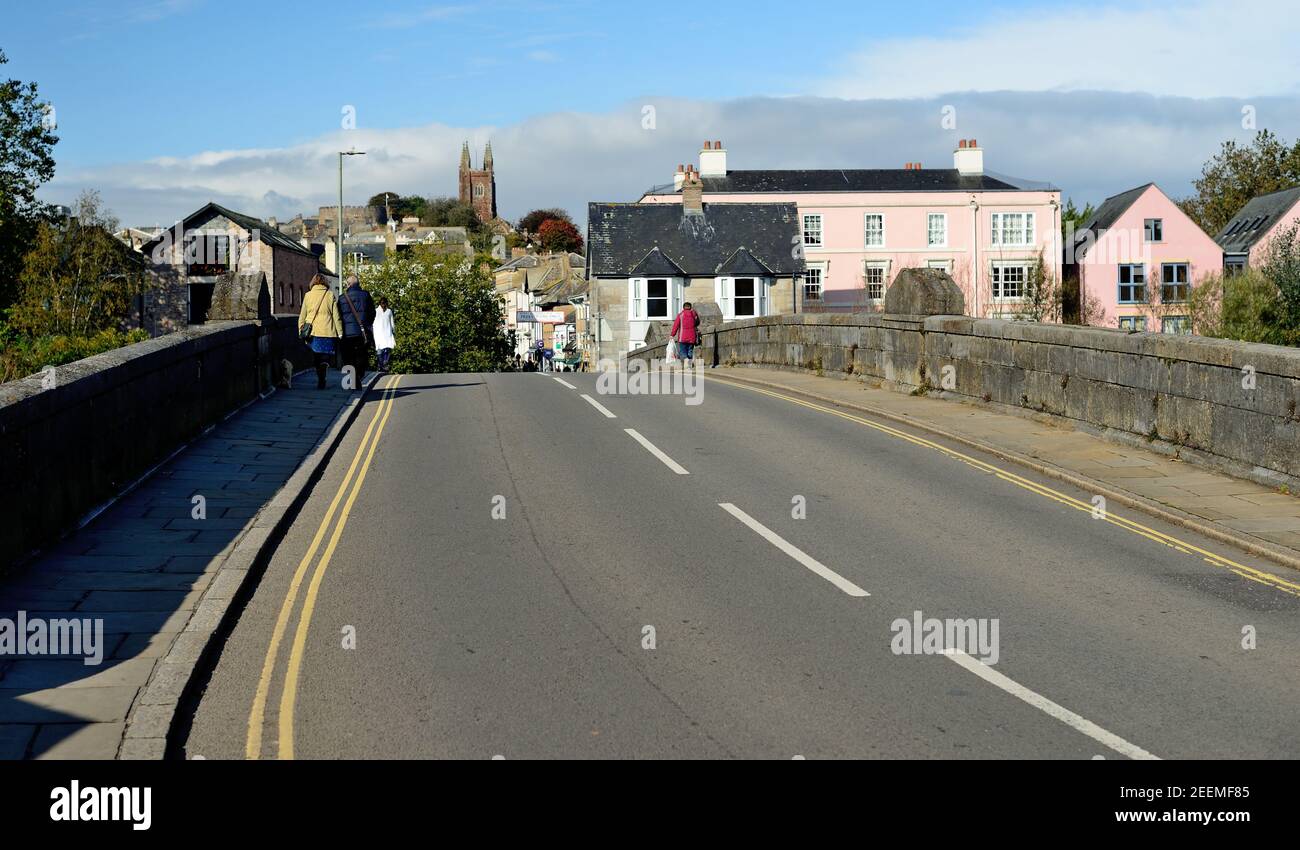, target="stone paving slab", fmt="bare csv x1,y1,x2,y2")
0,371,364,759
713,367,1300,572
